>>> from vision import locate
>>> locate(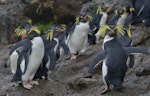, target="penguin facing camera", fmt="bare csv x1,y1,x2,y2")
66,12,92,59
88,25,149,94
90,4,110,44
9,24,41,75
107,7,135,68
